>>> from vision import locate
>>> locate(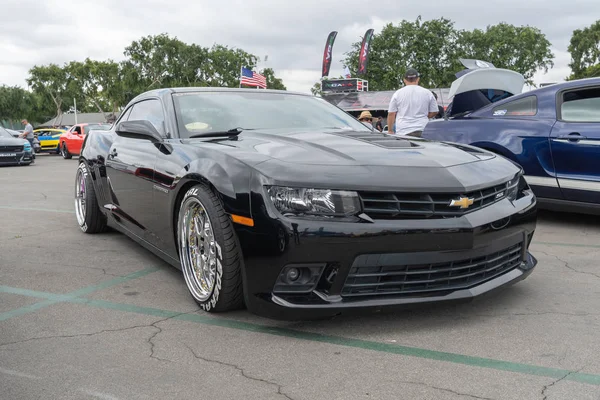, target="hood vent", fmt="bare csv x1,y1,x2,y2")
332,132,421,149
